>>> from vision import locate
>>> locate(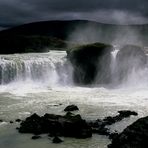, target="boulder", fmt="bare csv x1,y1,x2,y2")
103,110,138,125
15,119,22,122
67,42,113,85
31,135,41,140
52,136,63,143
64,105,79,112
10,121,14,124
19,113,43,135
89,110,137,136
62,114,92,138
17,110,138,144
108,116,148,148
18,113,92,139
118,110,138,117
116,45,147,82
